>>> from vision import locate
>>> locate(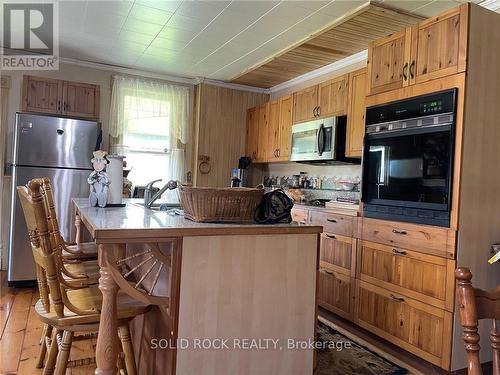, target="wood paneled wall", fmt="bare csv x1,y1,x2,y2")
452,4,500,370
193,84,268,187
